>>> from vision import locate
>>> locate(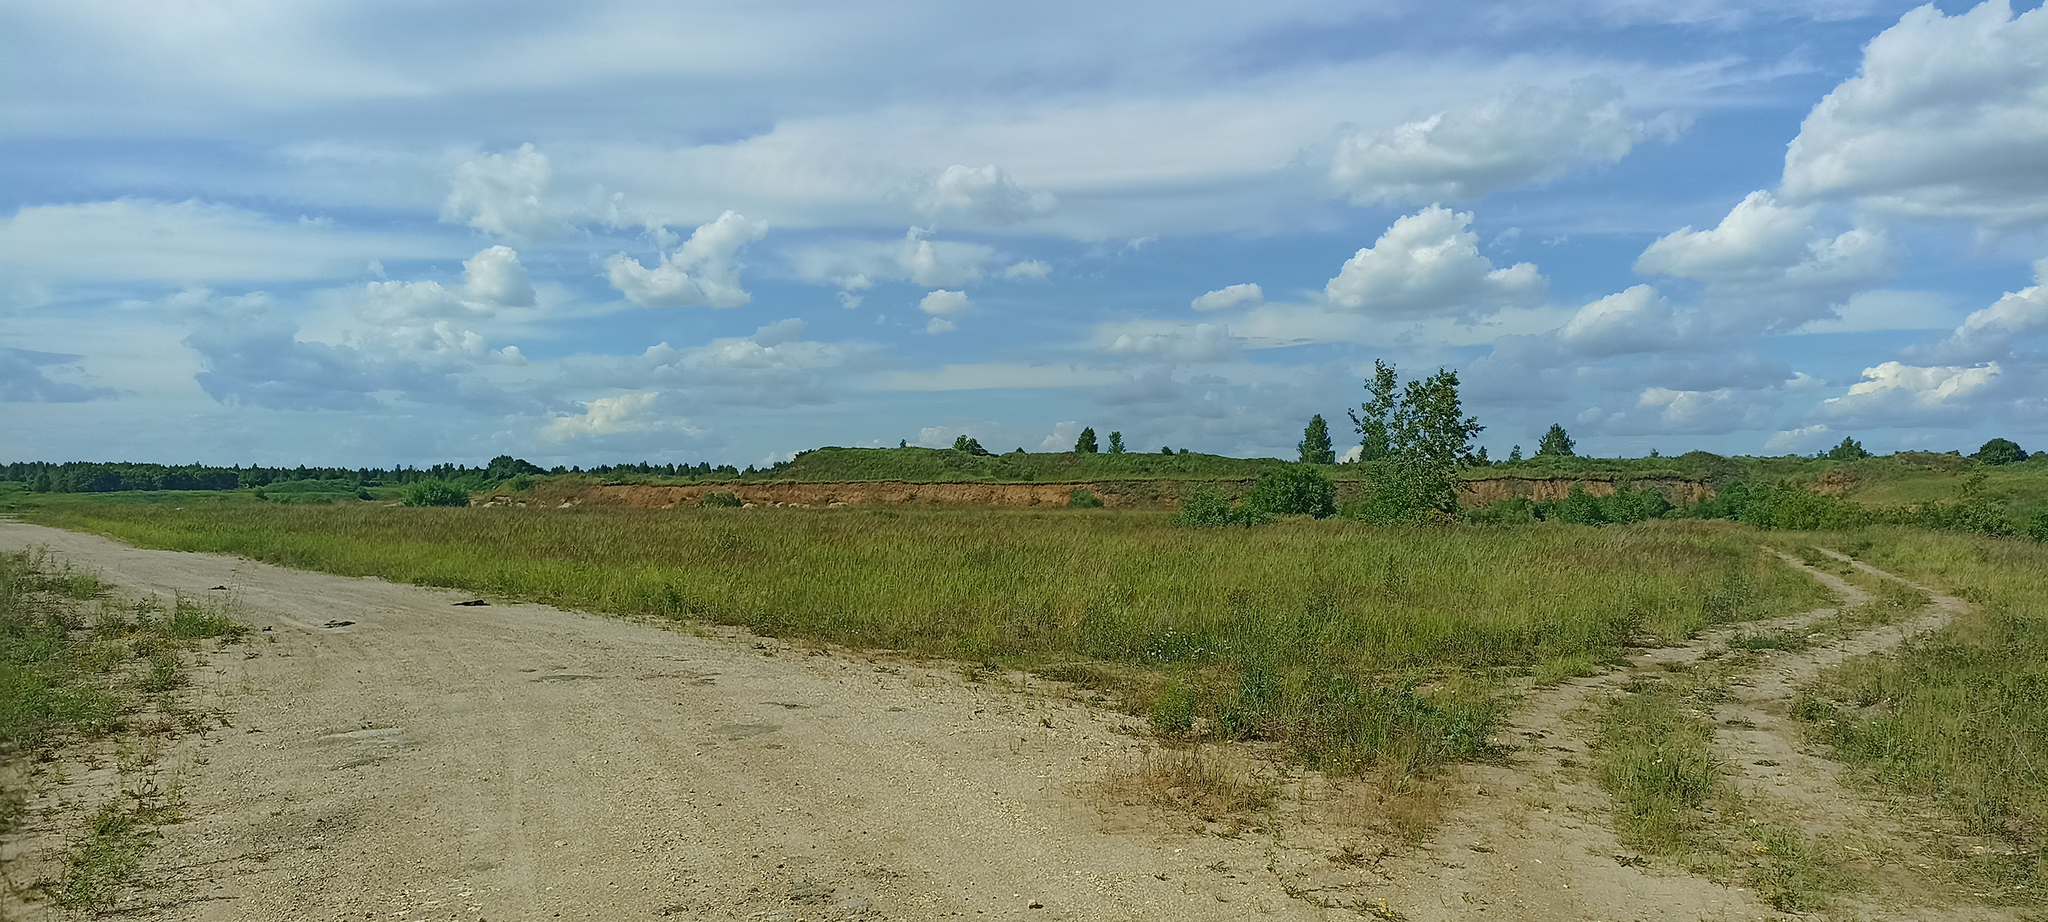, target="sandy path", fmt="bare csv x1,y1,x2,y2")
0,523,1339,922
